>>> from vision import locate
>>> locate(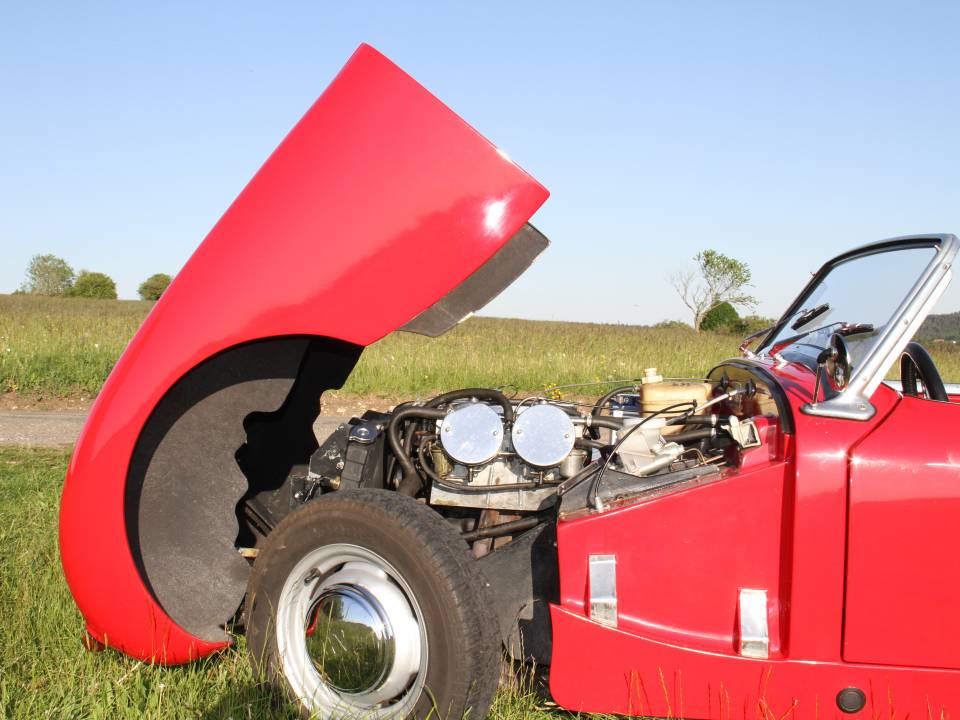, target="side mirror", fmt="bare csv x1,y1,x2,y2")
812,333,851,403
